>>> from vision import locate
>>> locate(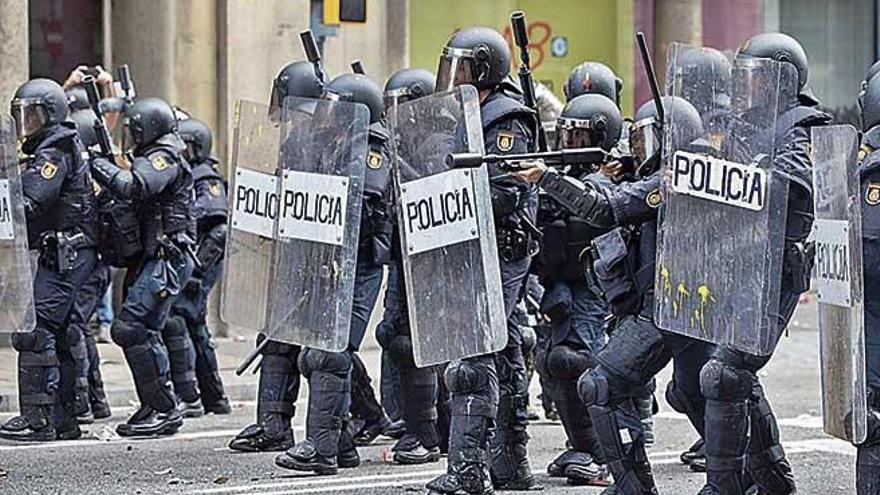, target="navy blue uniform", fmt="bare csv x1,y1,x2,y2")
163,157,229,410
68,262,112,420
857,129,880,494
90,134,196,419
698,105,829,495
1,122,98,440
